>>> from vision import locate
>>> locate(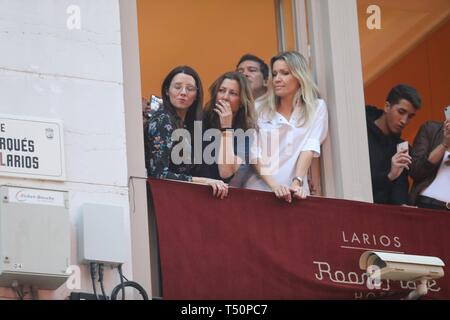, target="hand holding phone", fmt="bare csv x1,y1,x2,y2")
397,141,409,154
389,142,412,180
444,106,450,120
